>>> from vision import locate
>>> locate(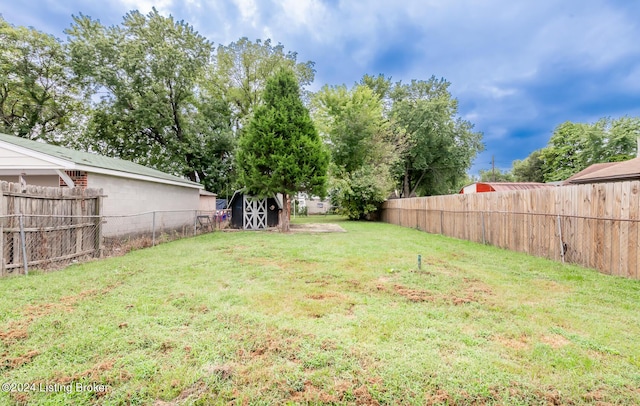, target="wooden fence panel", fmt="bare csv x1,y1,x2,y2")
629,182,640,279
381,181,640,280
613,182,624,277
529,190,539,257
1,181,103,275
